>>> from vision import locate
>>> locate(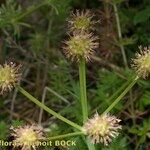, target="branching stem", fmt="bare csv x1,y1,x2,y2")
17,86,82,131
103,76,139,114
46,132,84,141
